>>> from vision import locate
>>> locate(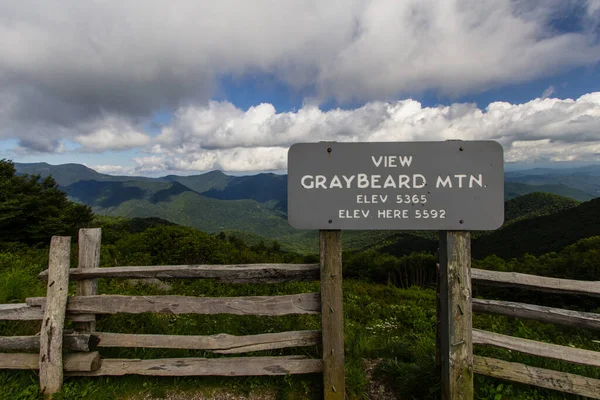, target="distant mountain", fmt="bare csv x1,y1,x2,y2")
160,171,232,193
14,162,122,186
504,192,580,222
504,182,593,201
505,165,600,198
370,192,582,258
202,173,287,213
62,179,296,240
13,161,600,255
14,162,230,192
65,180,194,208
473,197,600,259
